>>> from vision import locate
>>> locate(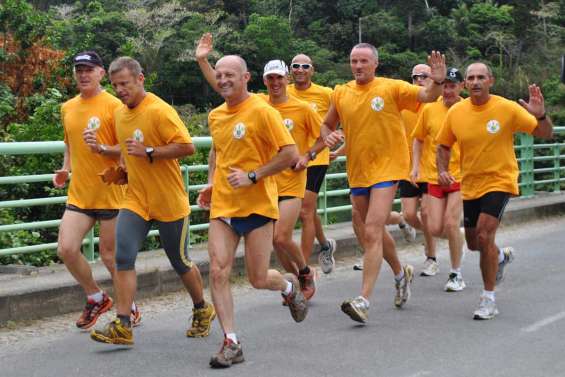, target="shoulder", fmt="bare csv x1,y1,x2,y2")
62,95,80,110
